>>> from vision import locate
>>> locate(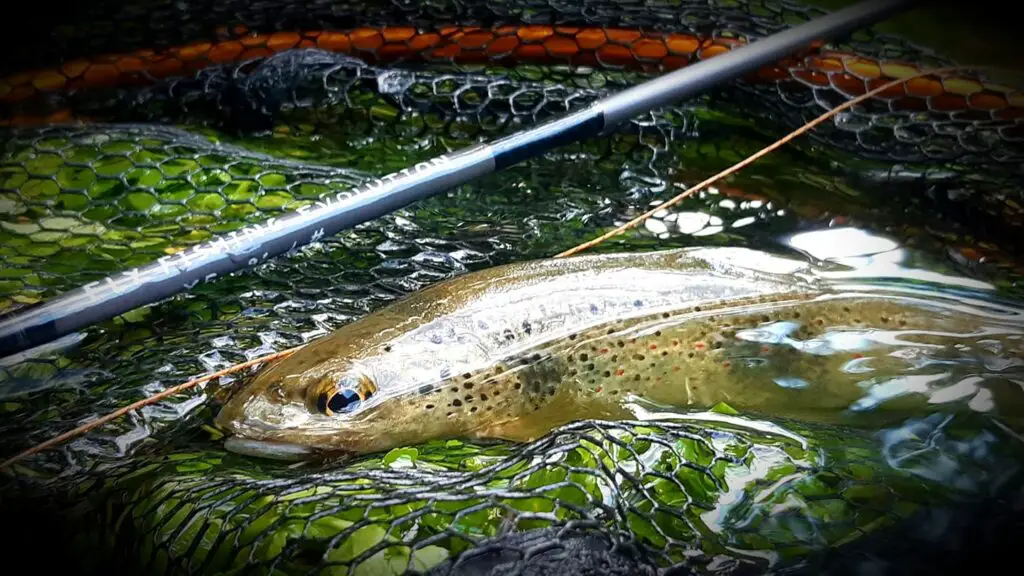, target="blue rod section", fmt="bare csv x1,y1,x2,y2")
0,0,914,357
